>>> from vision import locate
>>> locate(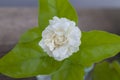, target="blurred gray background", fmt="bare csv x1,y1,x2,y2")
0,0,120,8
0,0,120,80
